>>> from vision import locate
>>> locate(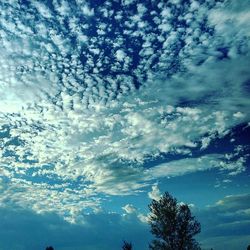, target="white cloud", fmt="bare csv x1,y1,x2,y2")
115,49,126,61
81,4,94,16
122,204,137,214
32,1,53,19
137,213,150,224
148,154,246,179
122,204,150,224
148,184,161,201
